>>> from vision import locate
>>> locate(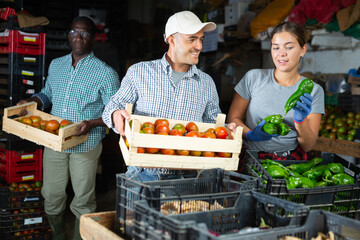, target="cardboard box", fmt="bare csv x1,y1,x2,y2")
348,69,360,85
2,102,89,152
80,211,123,240
119,104,243,170
351,84,360,95
313,137,360,158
